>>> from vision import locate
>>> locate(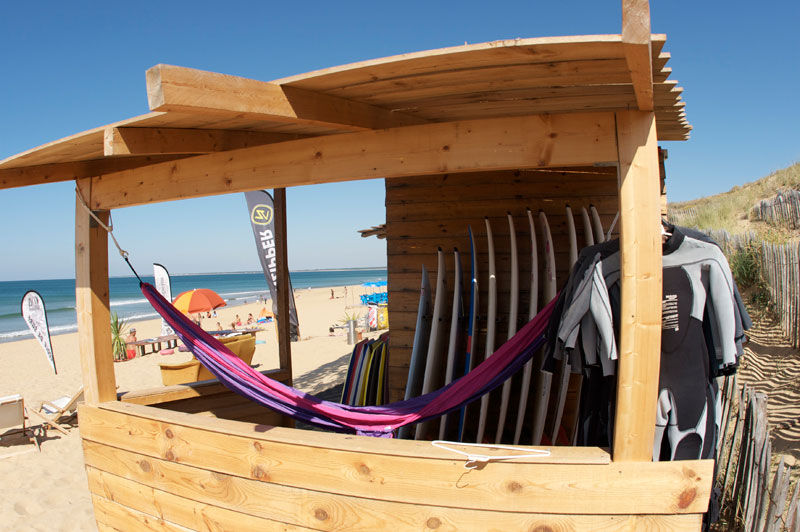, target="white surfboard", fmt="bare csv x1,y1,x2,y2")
539,211,557,304
590,204,605,244
580,207,595,248
415,248,447,440
439,247,463,440
457,227,479,442
565,204,578,269
494,212,519,443
513,209,538,444
397,265,431,439
475,217,497,443
530,210,557,445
